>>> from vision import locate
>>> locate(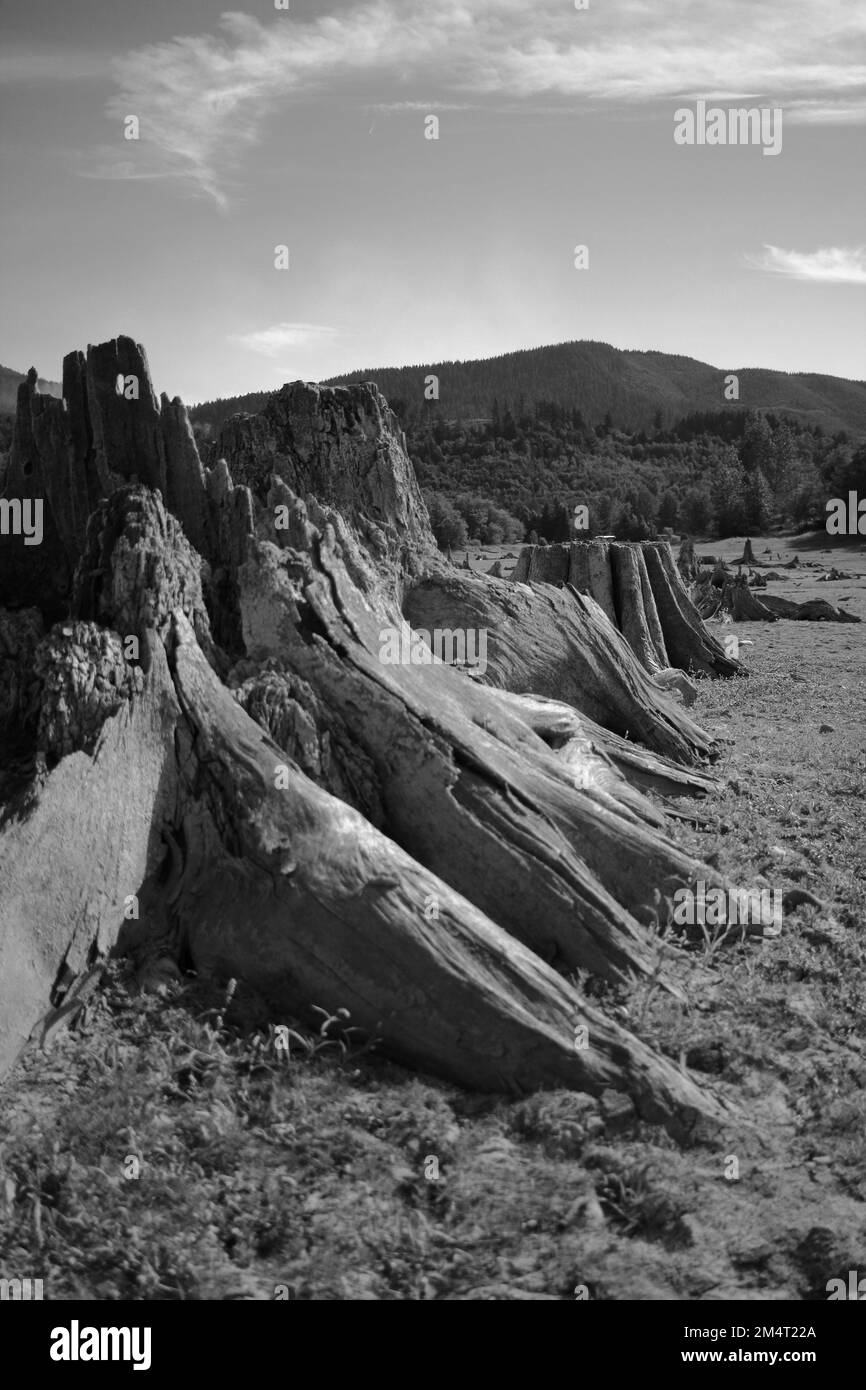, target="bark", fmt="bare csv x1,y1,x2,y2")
640,543,743,677
609,544,698,706
567,540,618,626
611,543,669,674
